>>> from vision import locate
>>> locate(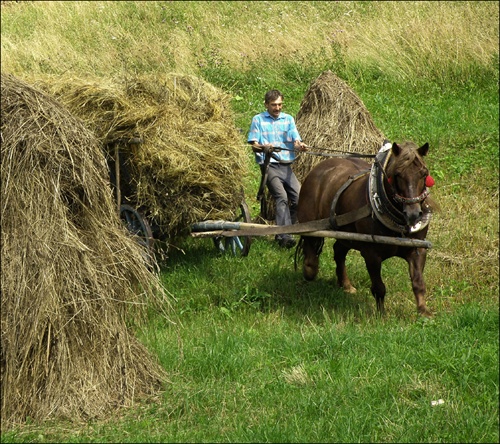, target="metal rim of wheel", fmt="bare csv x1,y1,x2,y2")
119,204,156,264
213,200,252,257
